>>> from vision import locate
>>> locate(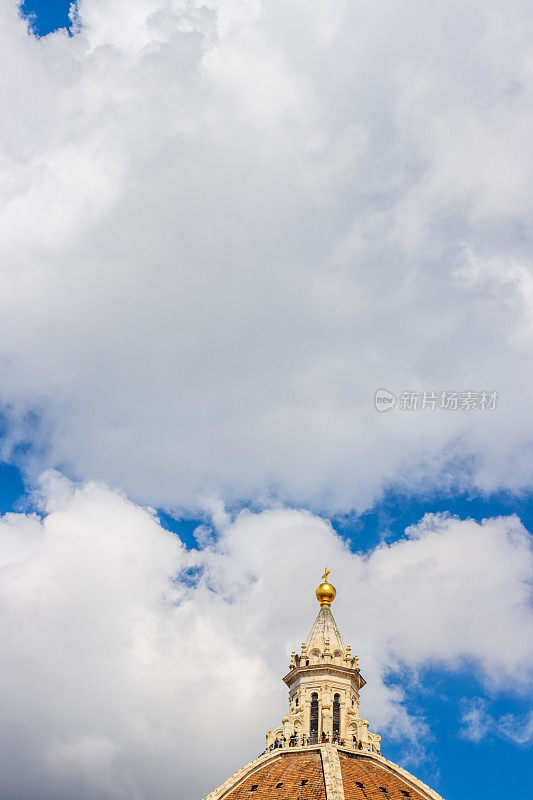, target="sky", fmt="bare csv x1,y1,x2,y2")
1,1,533,799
